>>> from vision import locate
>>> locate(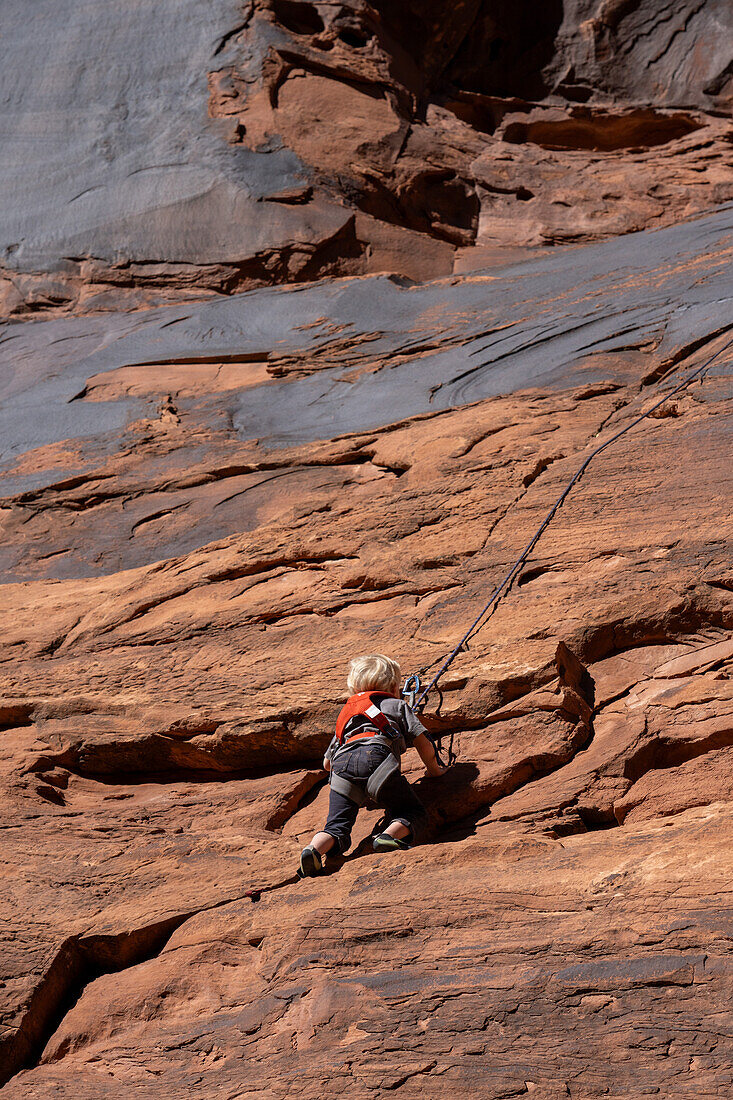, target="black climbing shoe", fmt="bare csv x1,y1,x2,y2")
298,846,324,878
372,833,411,853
